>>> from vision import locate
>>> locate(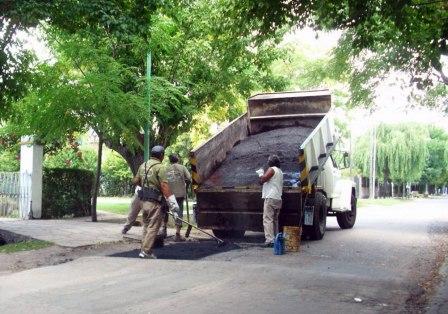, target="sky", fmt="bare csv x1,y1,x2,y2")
285,28,448,136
